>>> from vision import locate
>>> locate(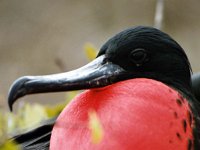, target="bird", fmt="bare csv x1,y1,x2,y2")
8,26,200,150
192,73,200,101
